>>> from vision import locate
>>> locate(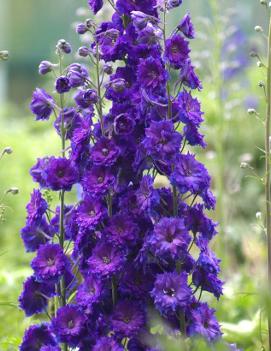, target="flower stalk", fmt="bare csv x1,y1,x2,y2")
265,13,271,351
